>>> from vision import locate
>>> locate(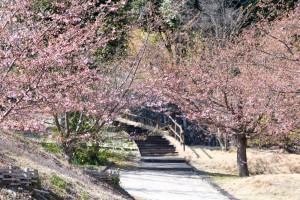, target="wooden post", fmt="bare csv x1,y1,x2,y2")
182,131,185,151
24,168,30,186
168,117,171,134
183,117,187,131
180,130,182,145
33,169,39,185
175,125,177,139
163,115,167,125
